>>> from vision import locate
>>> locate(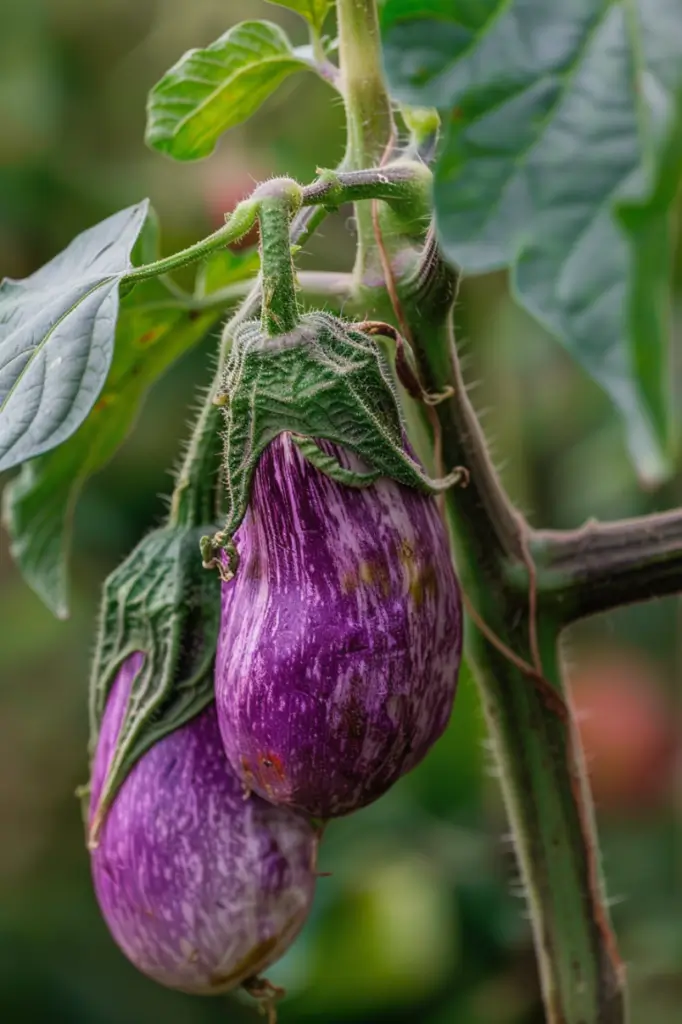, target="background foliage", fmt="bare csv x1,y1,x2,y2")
1,1,682,1022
